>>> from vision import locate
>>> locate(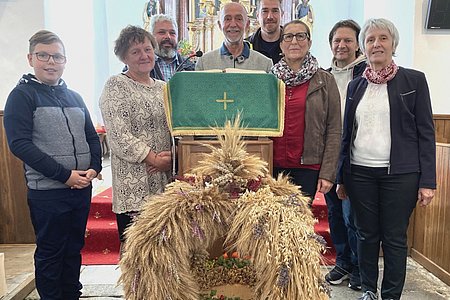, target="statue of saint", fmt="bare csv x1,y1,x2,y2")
295,0,314,32
143,0,163,30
